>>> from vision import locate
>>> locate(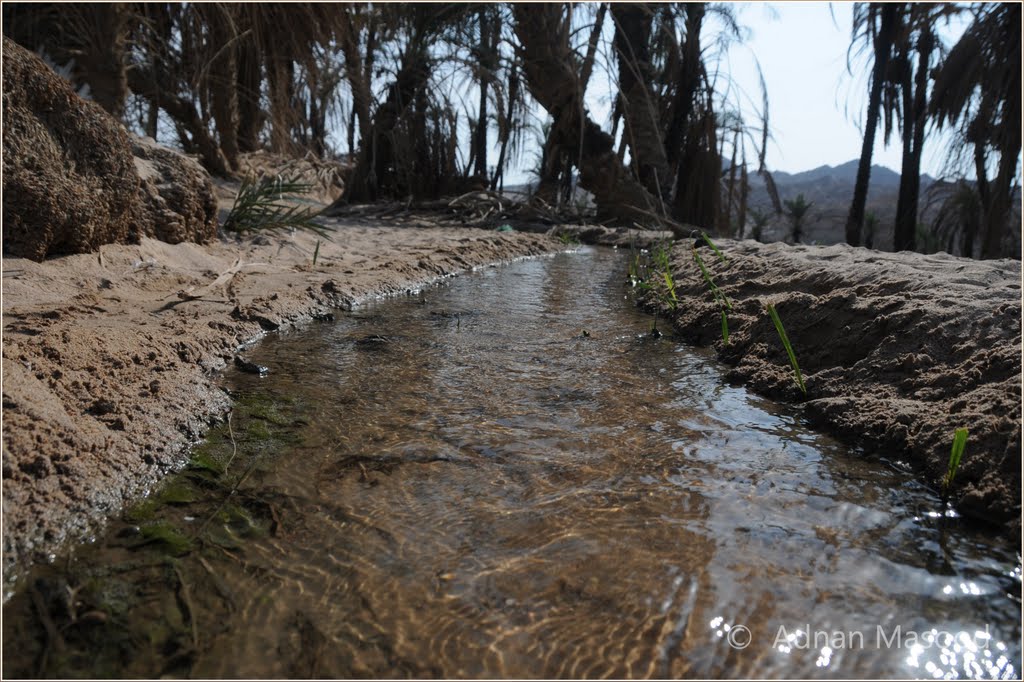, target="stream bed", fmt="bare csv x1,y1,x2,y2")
3,247,1020,678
